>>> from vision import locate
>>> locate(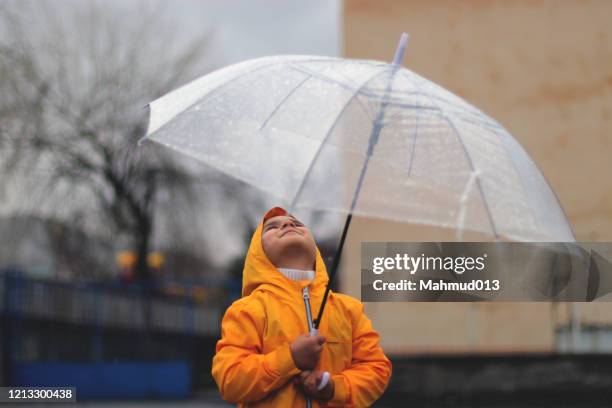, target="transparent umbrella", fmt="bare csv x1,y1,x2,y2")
139,33,574,327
